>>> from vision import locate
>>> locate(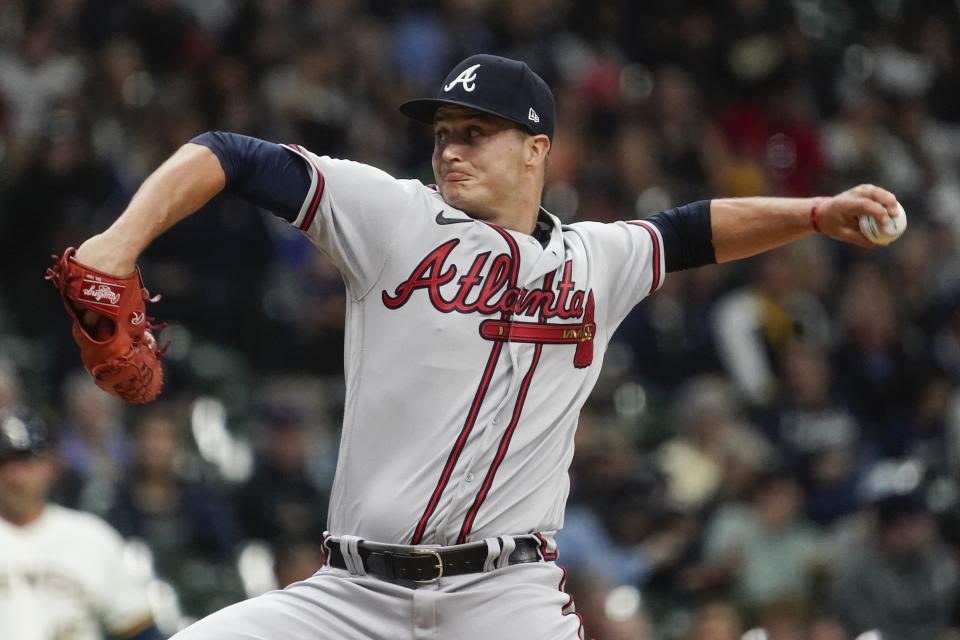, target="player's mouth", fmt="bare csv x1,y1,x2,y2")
443,171,471,182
